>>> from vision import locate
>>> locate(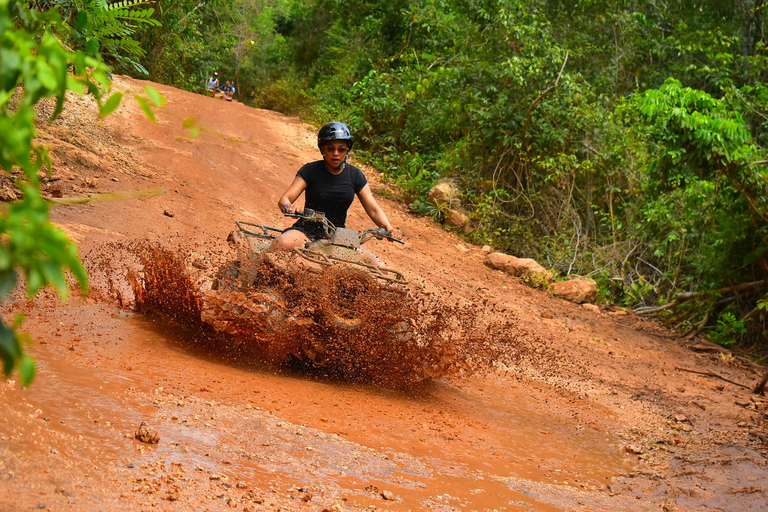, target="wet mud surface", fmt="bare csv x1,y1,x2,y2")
2,76,768,511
